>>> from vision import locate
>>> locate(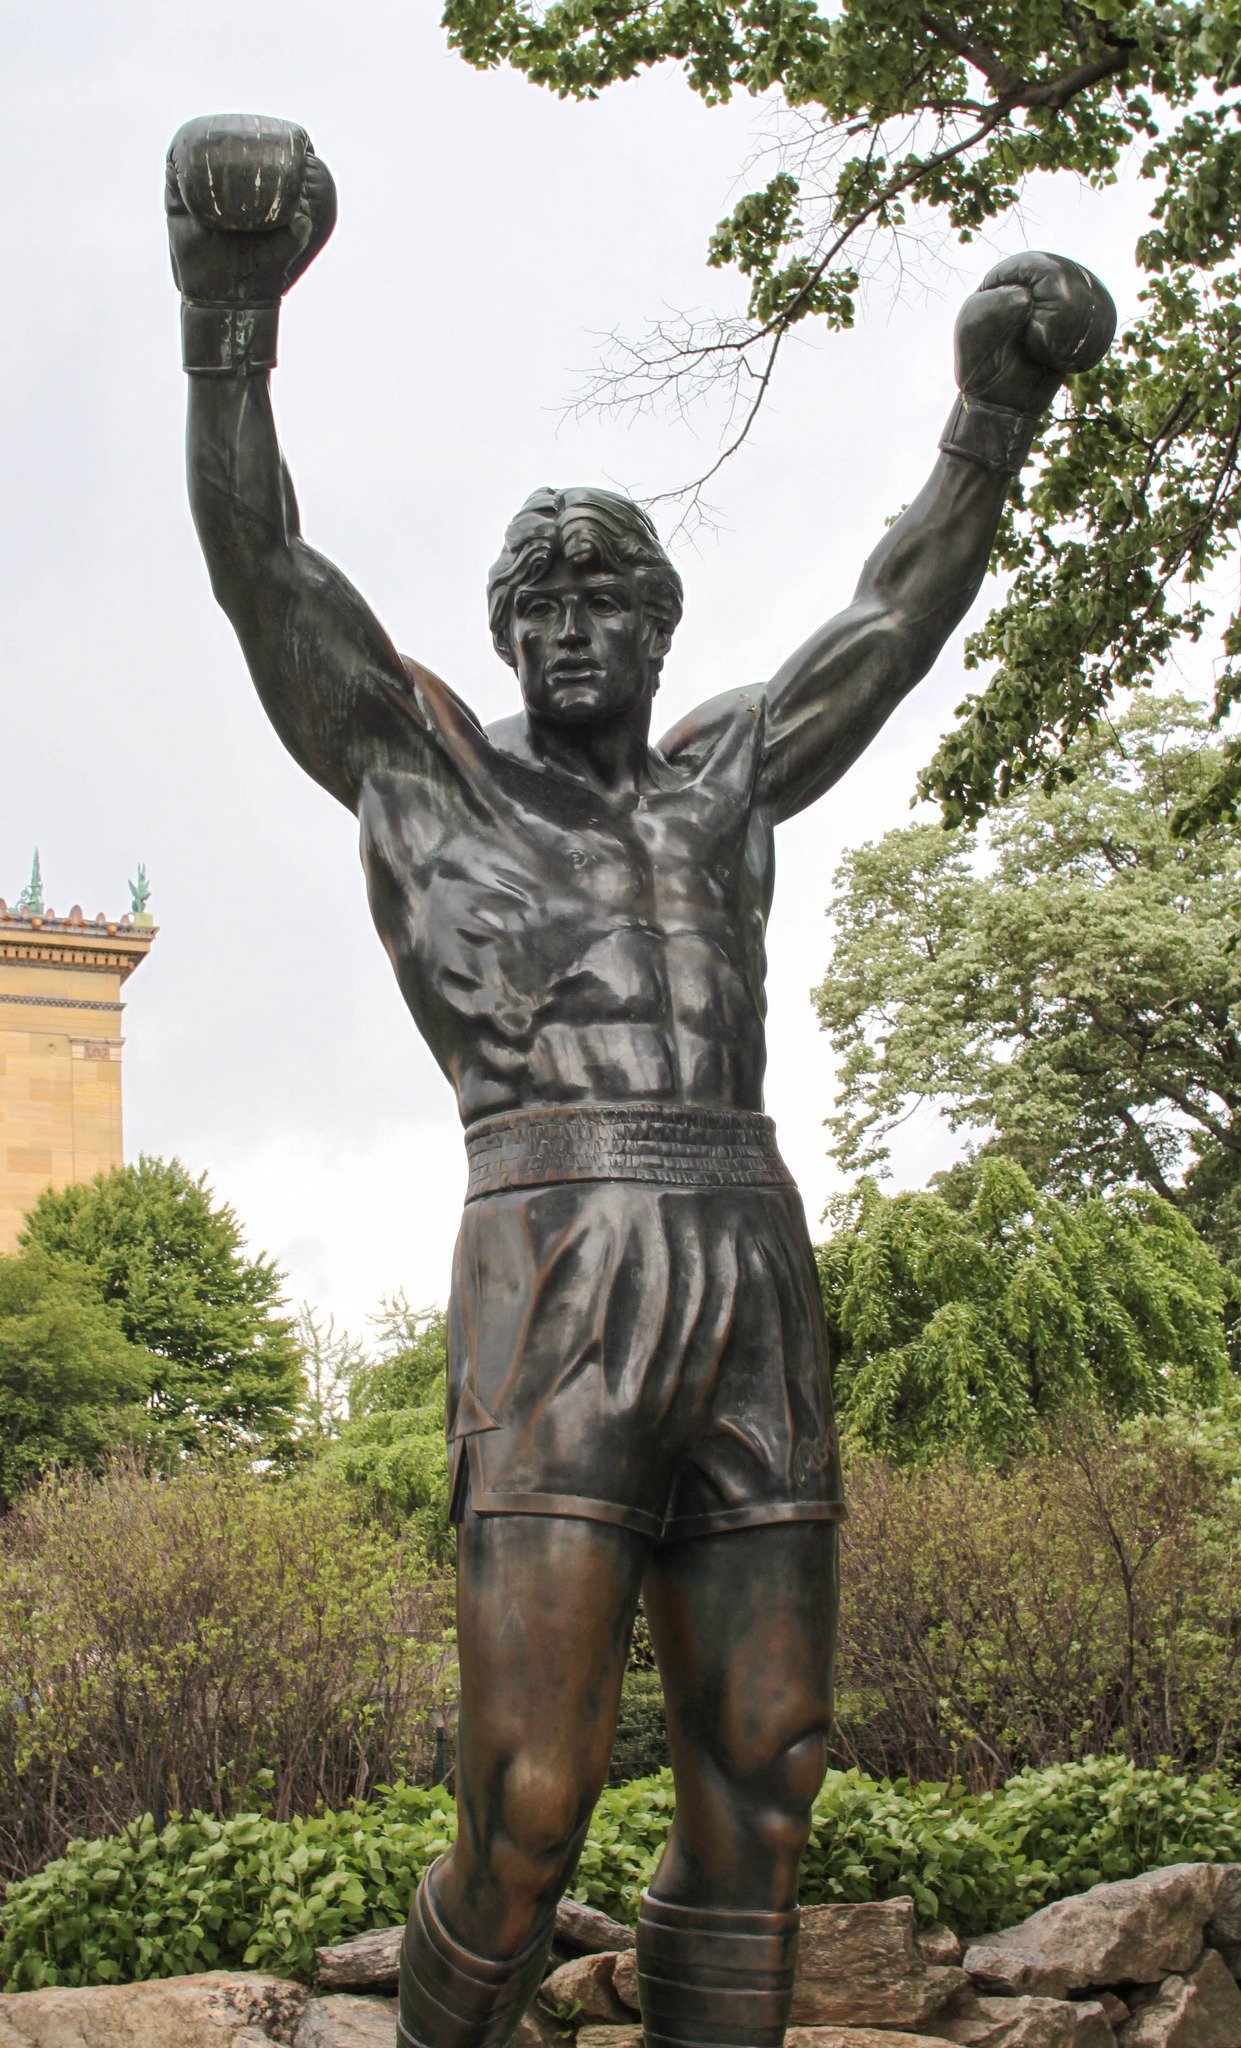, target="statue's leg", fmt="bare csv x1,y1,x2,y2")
399,1509,649,2048
635,1521,839,2048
